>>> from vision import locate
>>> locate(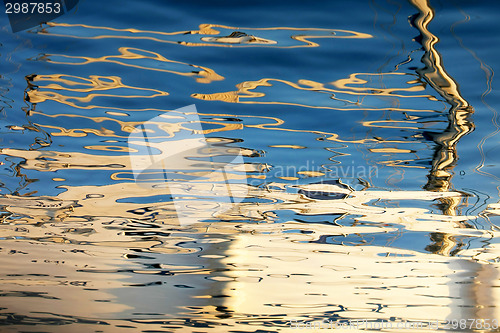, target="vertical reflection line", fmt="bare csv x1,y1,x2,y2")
409,0,474,256
409,0,474,193
161,159,168,184
140,124,156,166
221,166,235,205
